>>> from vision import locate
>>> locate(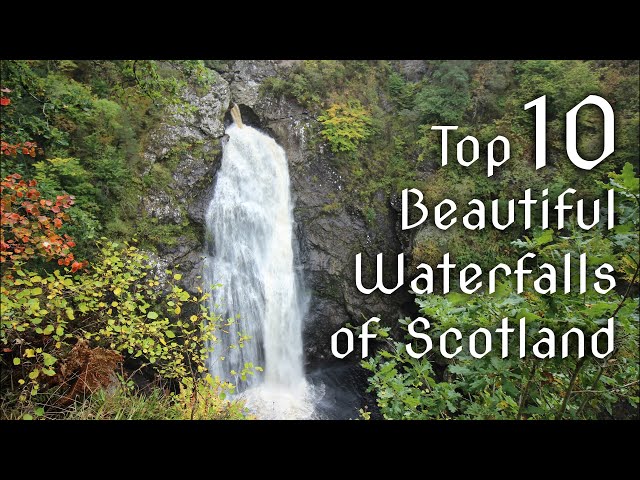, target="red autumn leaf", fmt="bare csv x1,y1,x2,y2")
71,261,82,273
27,189,40,199
2,169,84,269
0,97,10,106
